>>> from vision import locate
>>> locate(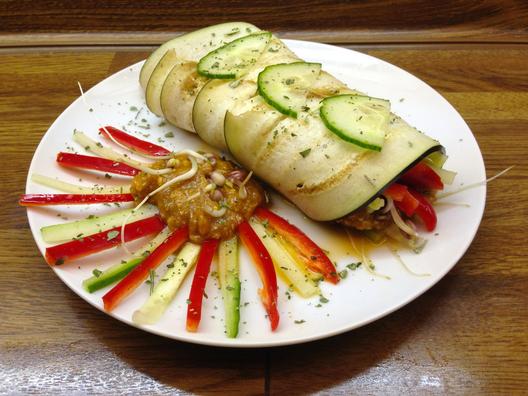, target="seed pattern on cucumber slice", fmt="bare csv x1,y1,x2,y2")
257,62,321,118
320,94,391,151
197,32,272,79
